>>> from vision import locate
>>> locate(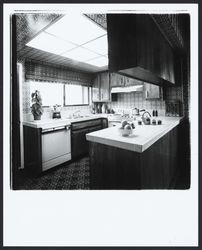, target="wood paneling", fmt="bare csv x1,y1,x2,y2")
71,118,108,159
89,125,181,190
71,128,89,158
23,126,42,176
92,71,111,102
107,14,179,86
